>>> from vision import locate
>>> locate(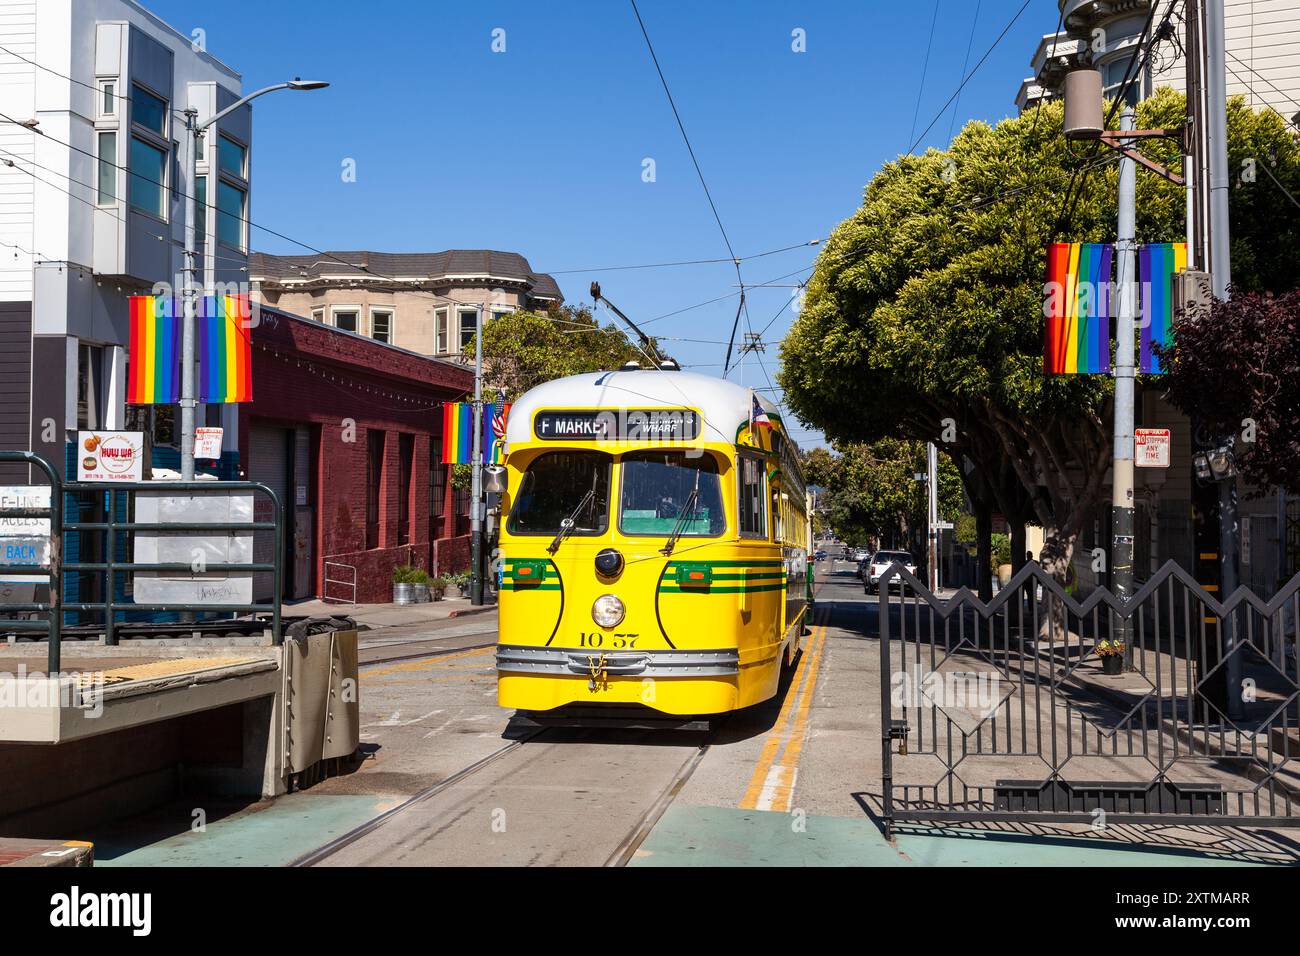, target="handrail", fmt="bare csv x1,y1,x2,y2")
0,452,284,672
